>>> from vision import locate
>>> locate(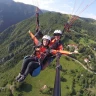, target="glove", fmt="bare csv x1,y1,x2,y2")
35,48,40,51
35,45,40,51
